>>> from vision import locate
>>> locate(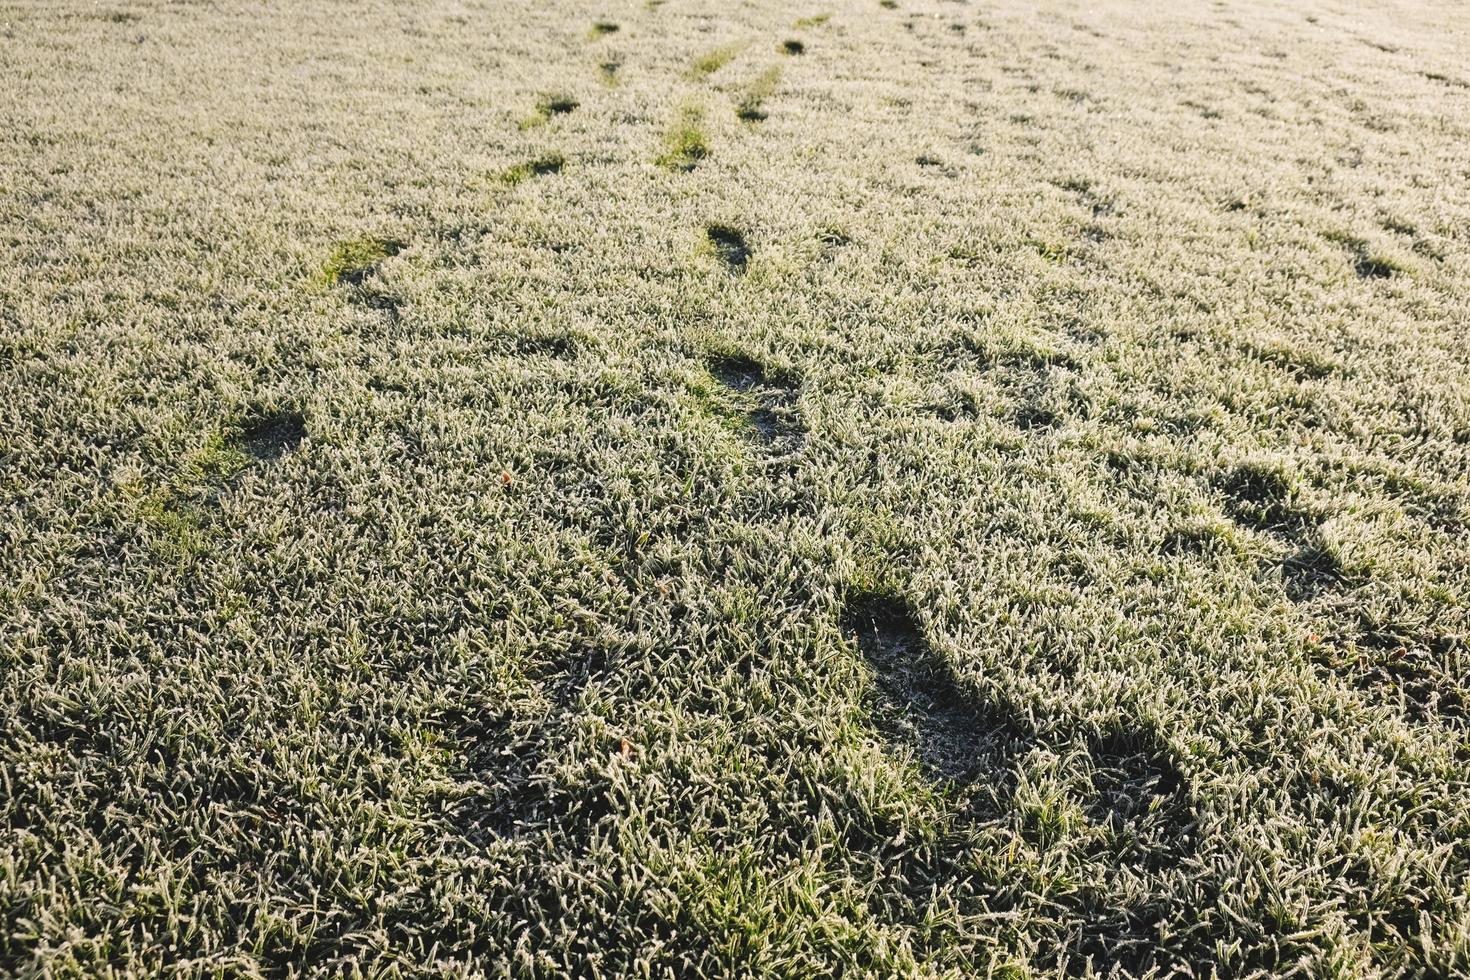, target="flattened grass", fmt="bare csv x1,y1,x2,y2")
657,101,711,170
320,235,402,287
